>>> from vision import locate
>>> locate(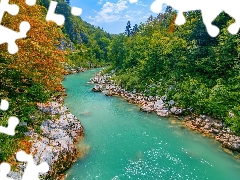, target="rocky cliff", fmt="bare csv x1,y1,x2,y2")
8,100,84,180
